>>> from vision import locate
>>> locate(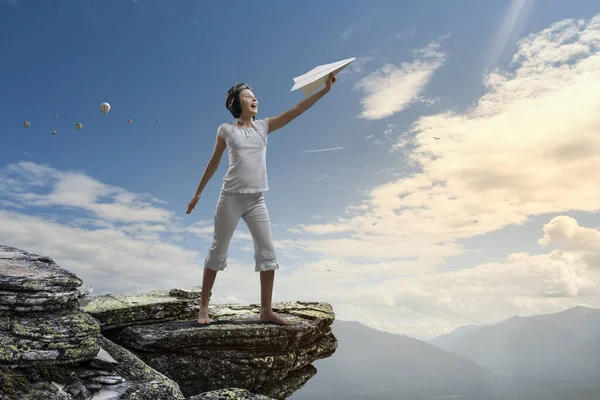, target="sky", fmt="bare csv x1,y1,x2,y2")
1,0,599,340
